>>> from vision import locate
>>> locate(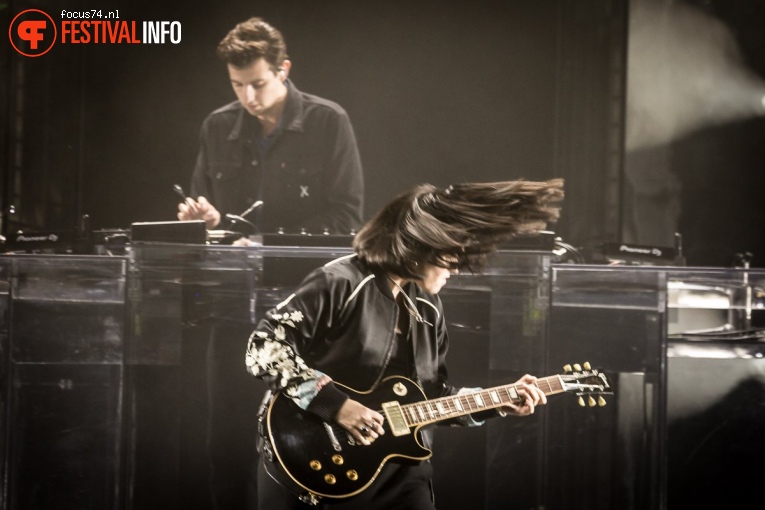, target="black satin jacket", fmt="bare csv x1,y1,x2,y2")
247,255,491,449
251,254,454,398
